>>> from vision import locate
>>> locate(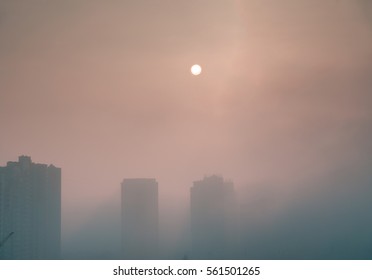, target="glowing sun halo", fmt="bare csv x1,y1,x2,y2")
191,64,202,76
